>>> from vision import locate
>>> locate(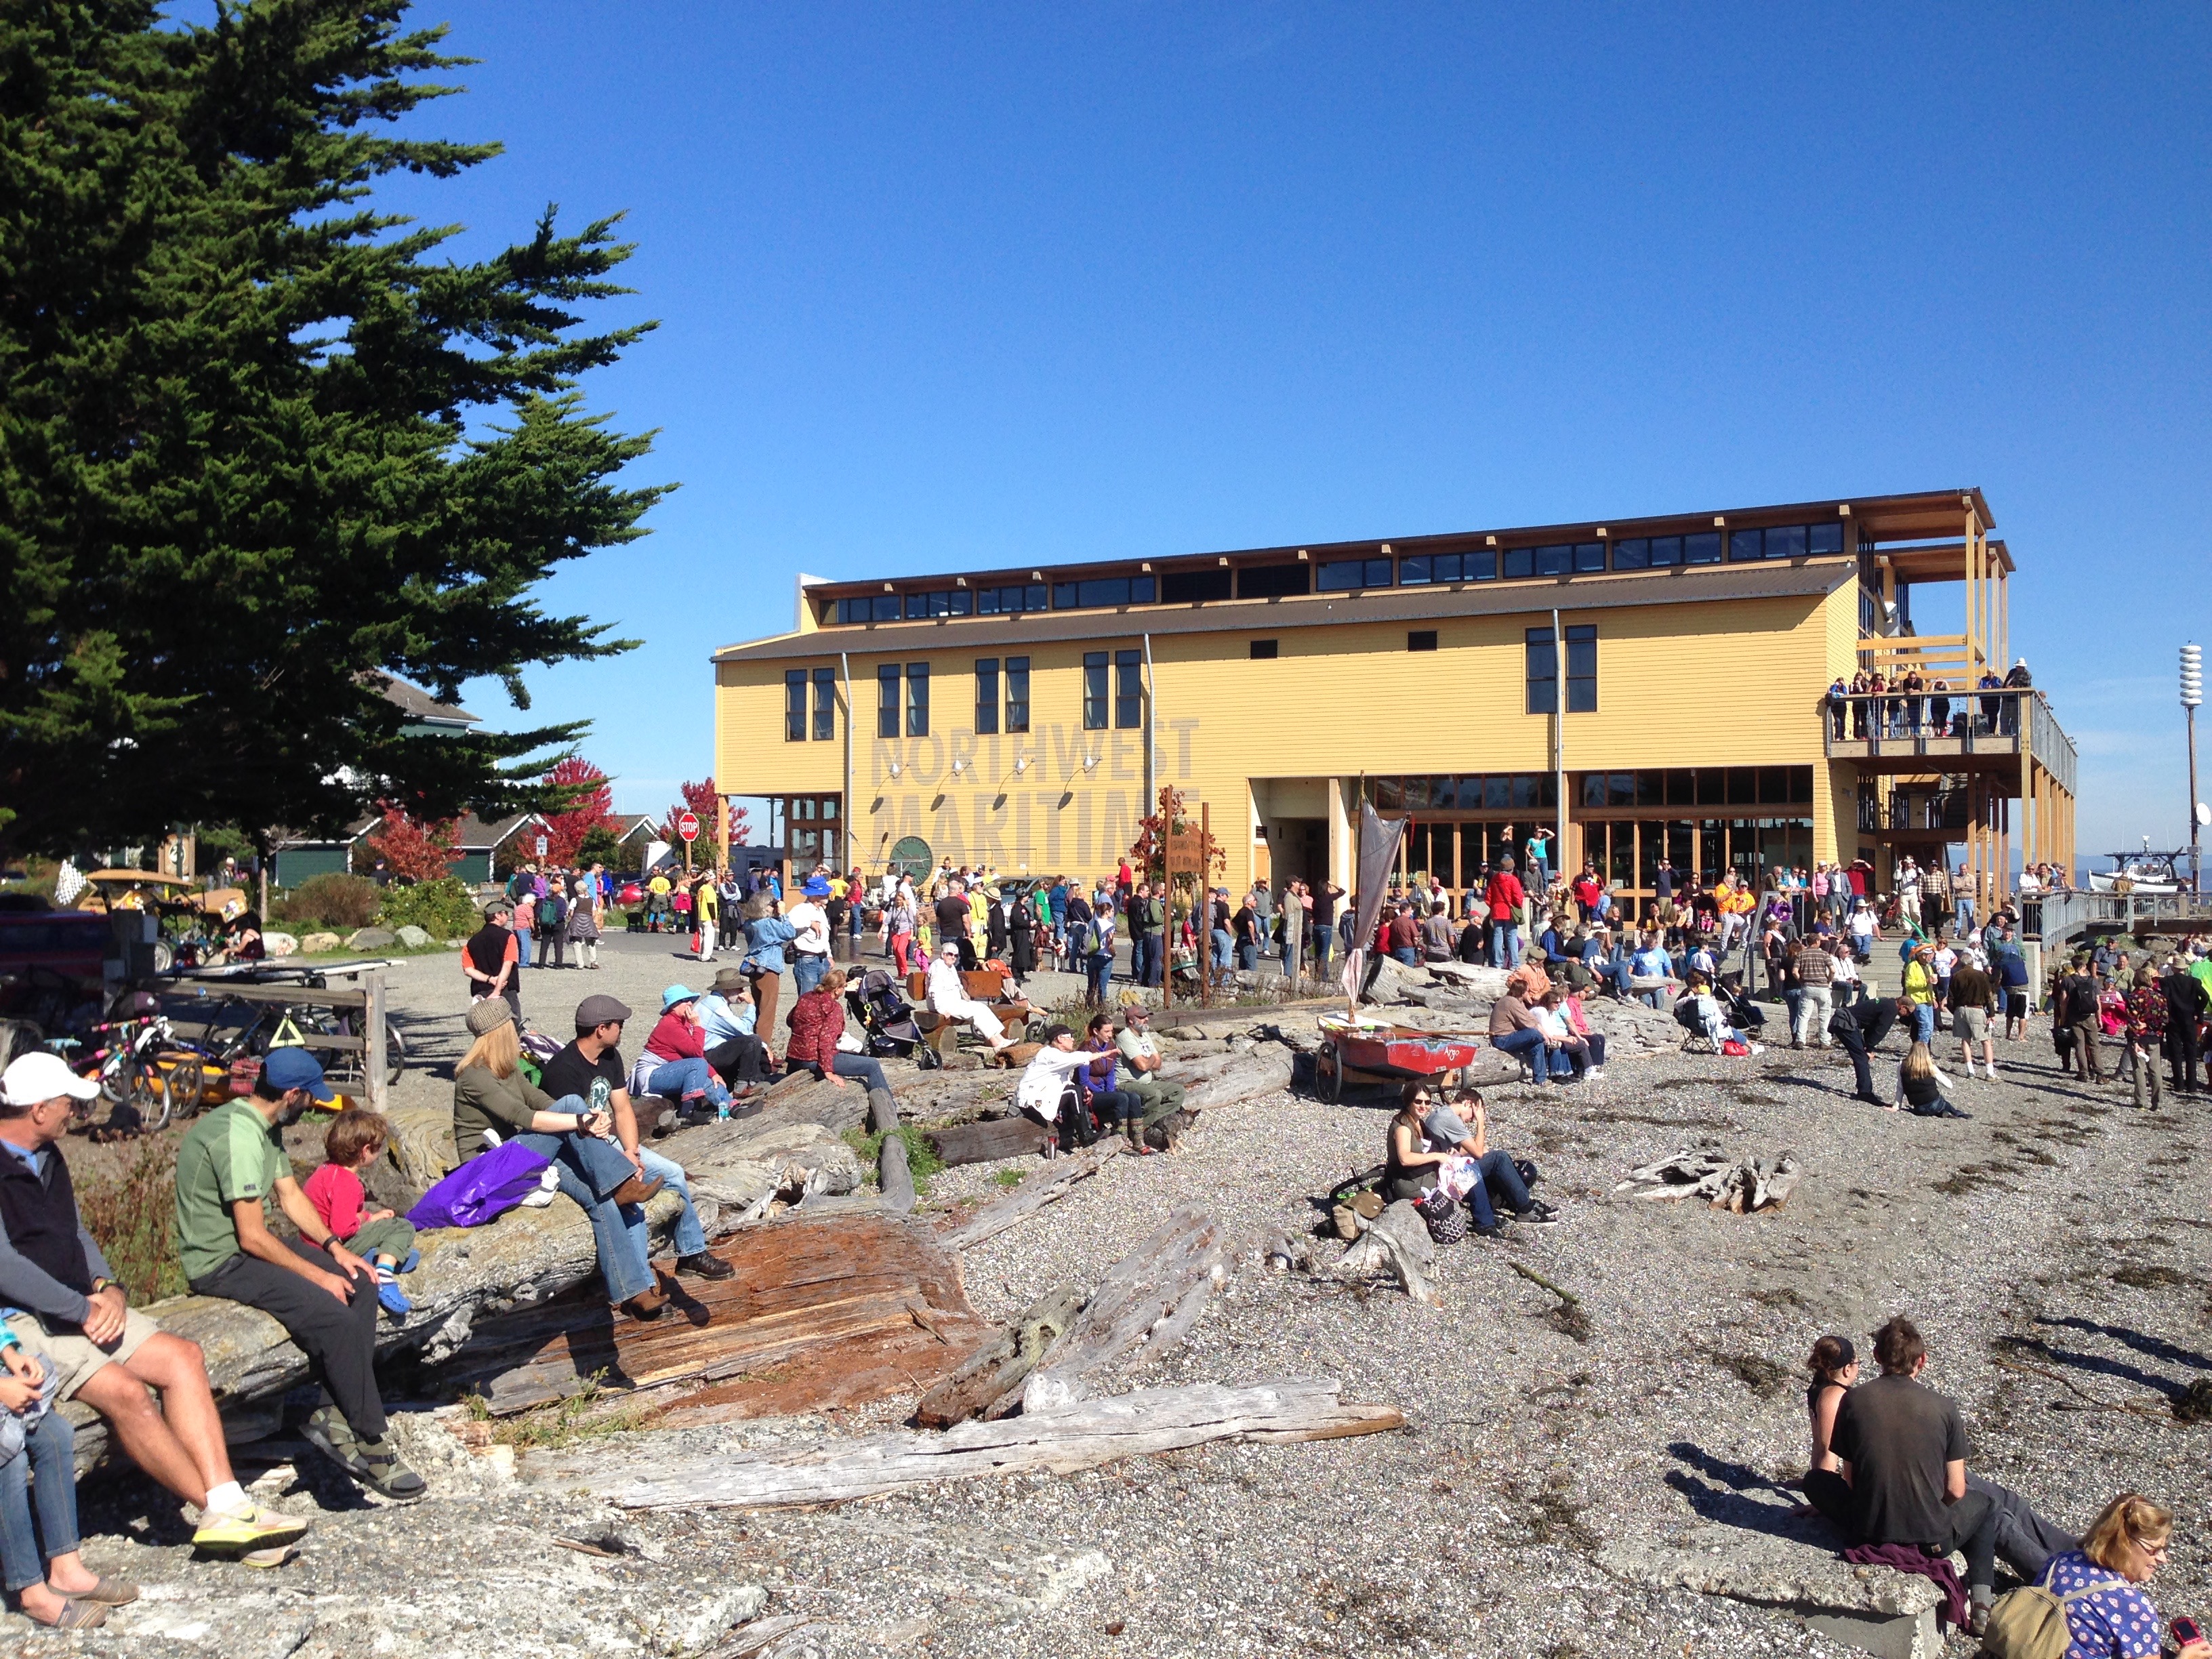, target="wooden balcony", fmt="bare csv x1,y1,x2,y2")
1821,692,2076,793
